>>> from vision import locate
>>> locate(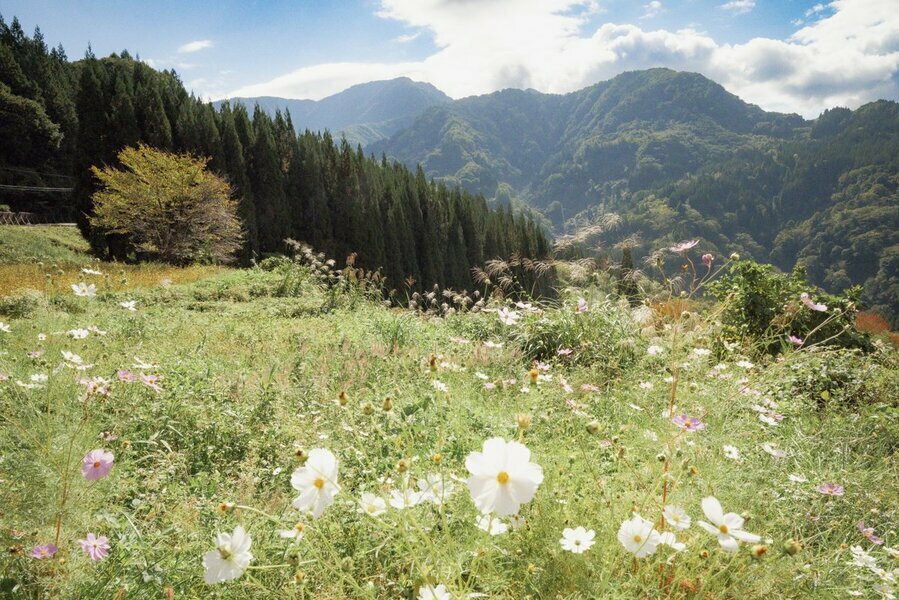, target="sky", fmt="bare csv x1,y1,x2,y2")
3,0,898,118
